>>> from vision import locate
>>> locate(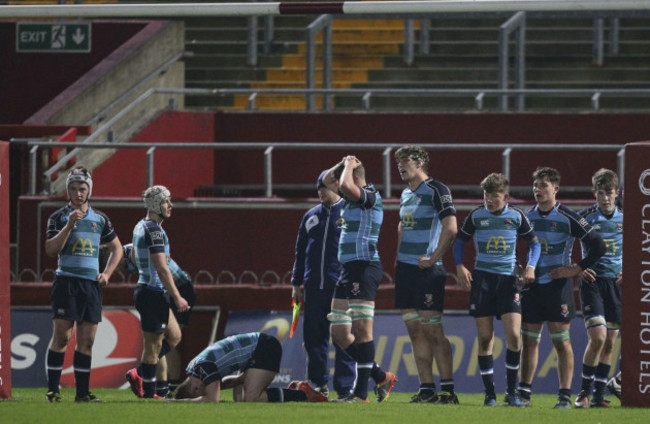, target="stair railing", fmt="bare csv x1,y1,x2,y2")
498,11,526,111
305,14,333,111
